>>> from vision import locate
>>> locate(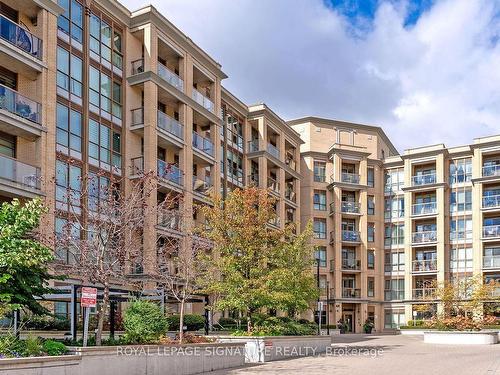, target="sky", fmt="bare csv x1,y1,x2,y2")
121,0,500,152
